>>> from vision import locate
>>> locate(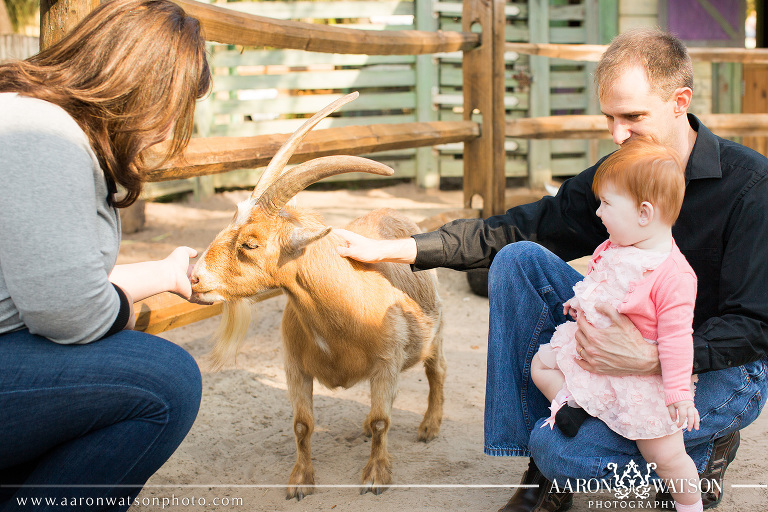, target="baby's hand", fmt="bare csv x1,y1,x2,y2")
563,299,578,319
668,400,700,431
